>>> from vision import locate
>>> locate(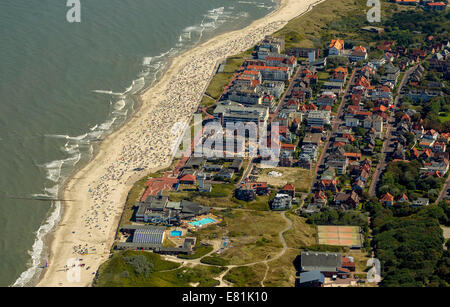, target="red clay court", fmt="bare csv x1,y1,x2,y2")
317,225,363,249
